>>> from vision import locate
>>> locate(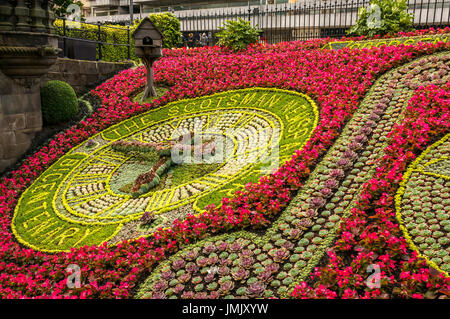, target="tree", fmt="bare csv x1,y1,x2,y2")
347,0,413,37
216,18,262,51
53,0,84,18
